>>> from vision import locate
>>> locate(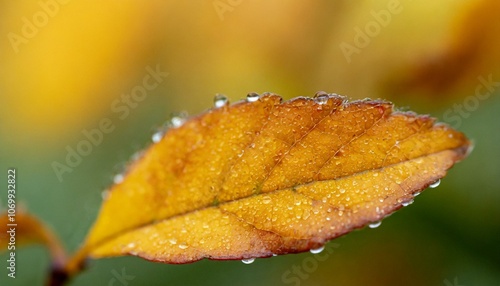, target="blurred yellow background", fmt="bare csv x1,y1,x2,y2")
1,1,499,285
